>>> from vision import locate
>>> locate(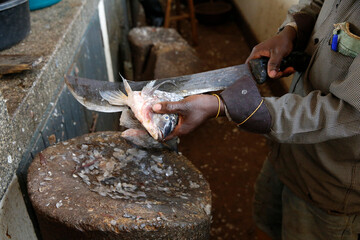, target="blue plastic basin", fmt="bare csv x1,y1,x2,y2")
29,0,61,10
